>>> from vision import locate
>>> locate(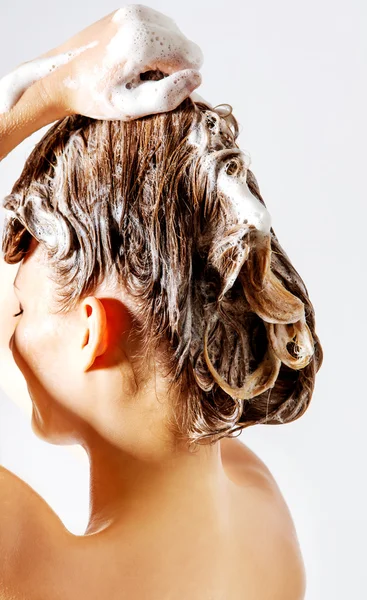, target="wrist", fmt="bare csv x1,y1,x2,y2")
0,80,65,161
34,76,67,123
